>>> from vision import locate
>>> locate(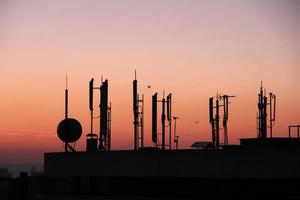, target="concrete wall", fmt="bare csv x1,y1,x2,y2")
44,147,300,178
